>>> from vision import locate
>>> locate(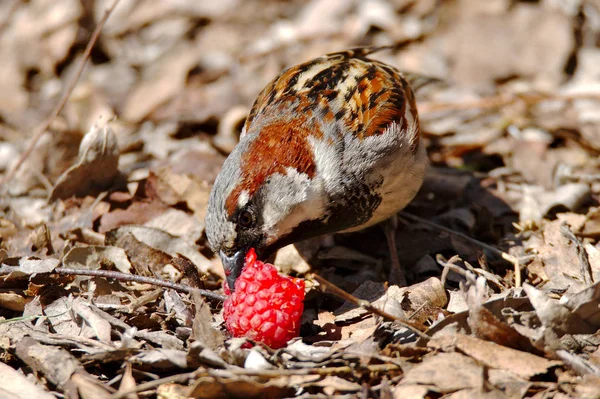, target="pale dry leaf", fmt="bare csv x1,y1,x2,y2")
421,296,533,346
562,281,600,328
533,219,599,293
99,200,170,234
123,42,200,122
105,225,212,273
466,277,533,350
188,341,228,369
117,363,138,399
519,184,590,223
7,197,52,226
213,105,247,154
273,243,312,275
63,245,132,273
572,375,600,399
138,331,184,351
15,336,81,388
317,376,362,395
244,349,274,371
393,385,430,399
0,362,55,399
45,297,96,340
445,2,574,85
72,300,113,344
432,333,561,379
3,0,81,81
447,289,469,313
0,291,29,311
487,369,533,399
0,46,27,118
399,352,484,392
144,208,204,243
147,167,212,219
164,290,193,327
443,388,510,399
523,283,596,336
191,291,223,350
97,0,239,35
130,349,188,370
156,382,190,399
186,375,295,399
50,122,122,201
335,277,446,322
69,372,113,399
285,340,336,363
0,257,59,277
